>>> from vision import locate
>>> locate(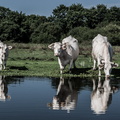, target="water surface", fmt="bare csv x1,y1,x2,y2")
0,76,120,120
